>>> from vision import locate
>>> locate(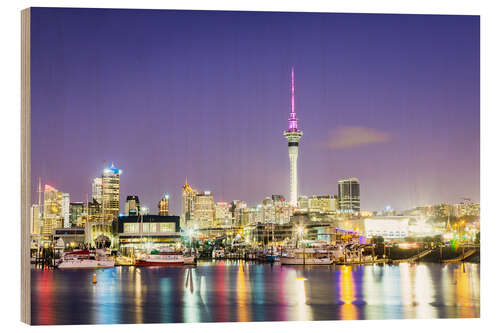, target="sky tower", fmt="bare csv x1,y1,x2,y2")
284,67,303,206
